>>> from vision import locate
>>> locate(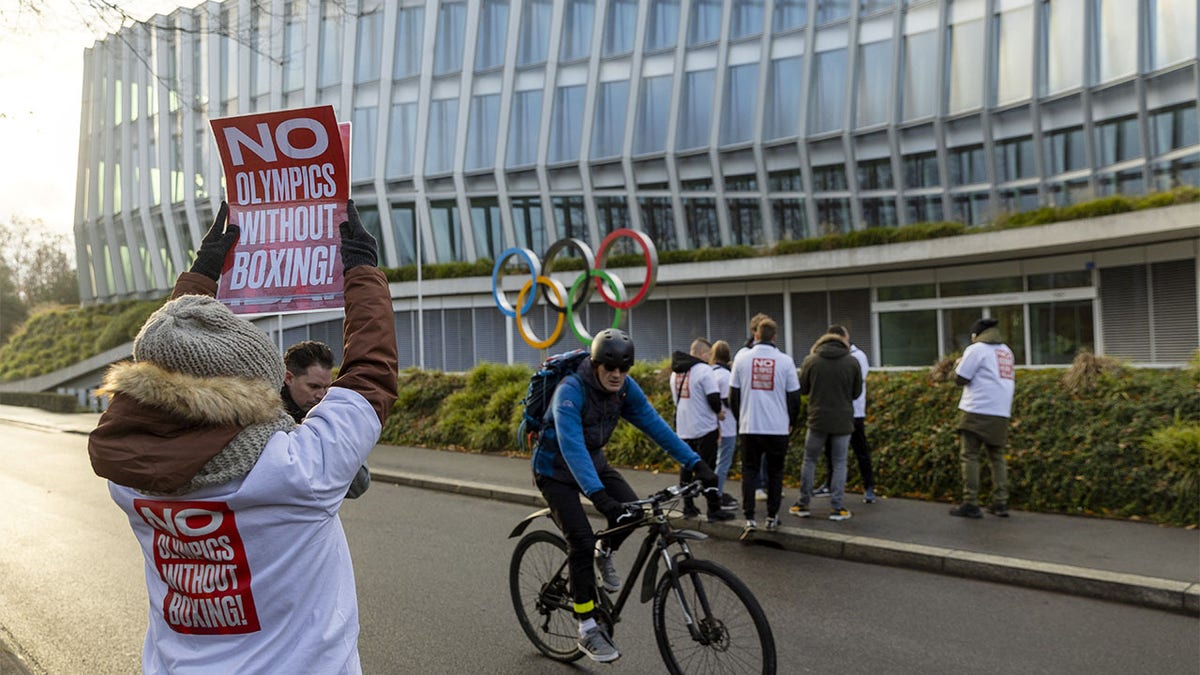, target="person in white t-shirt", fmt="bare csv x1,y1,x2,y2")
671,338,734,522
708,340,739,513
729,317,801,538
949,317,1016,519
